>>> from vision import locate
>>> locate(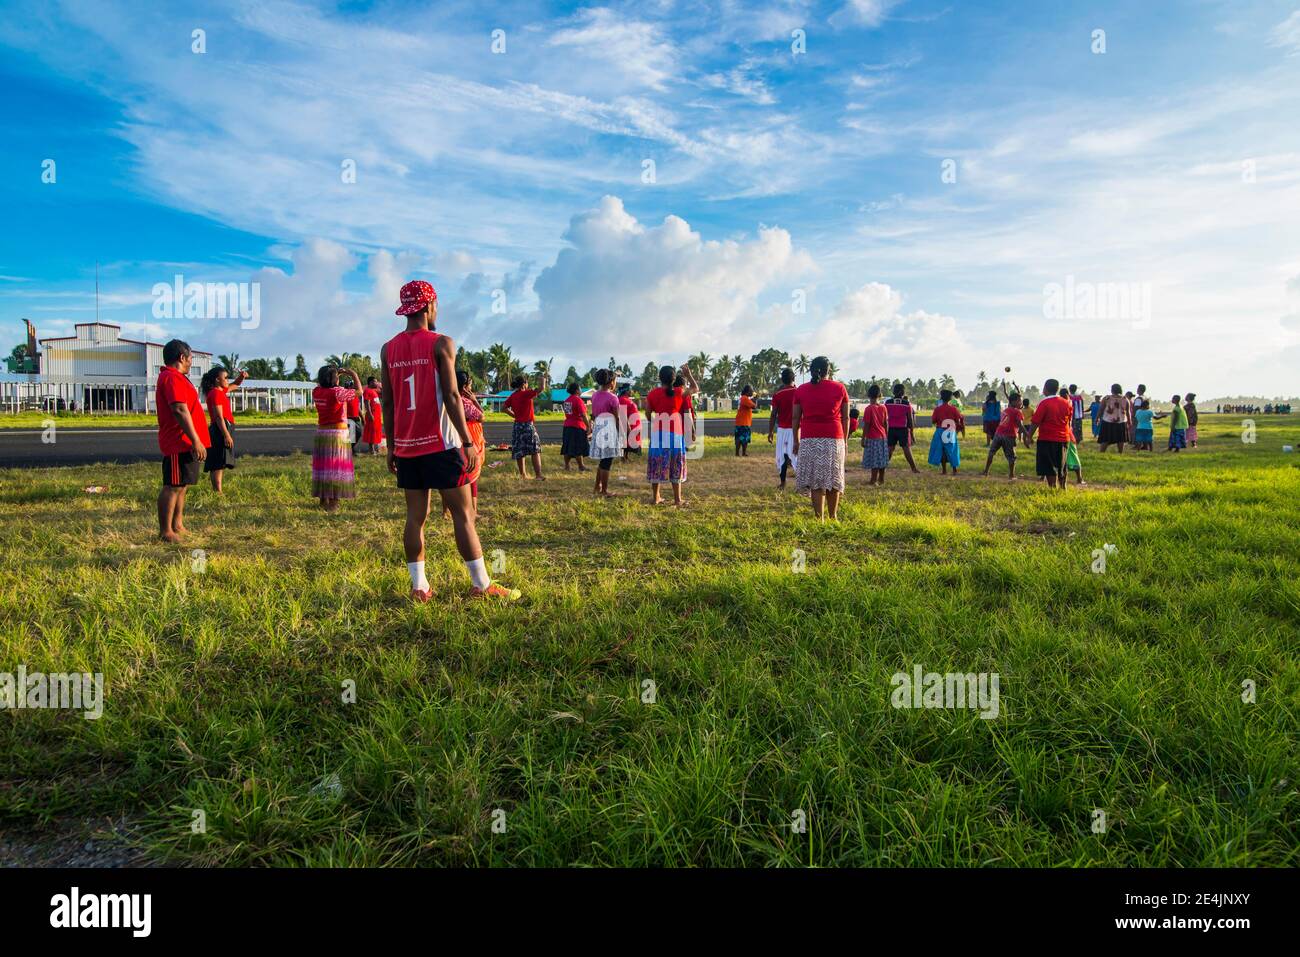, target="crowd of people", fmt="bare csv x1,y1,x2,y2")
151,280,1221,596
1217,402,1292,415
